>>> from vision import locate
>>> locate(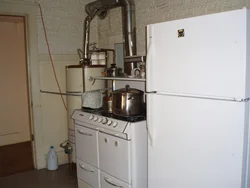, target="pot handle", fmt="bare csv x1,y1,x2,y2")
125,85,130,91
